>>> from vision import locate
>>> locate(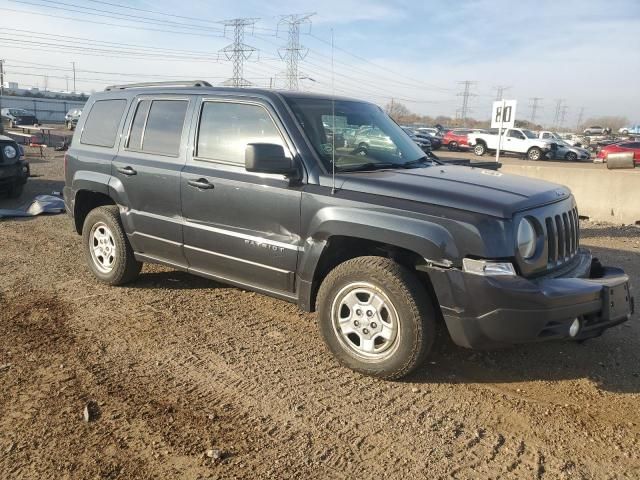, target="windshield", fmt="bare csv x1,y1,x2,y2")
285,97,426,172
522,129,537,139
